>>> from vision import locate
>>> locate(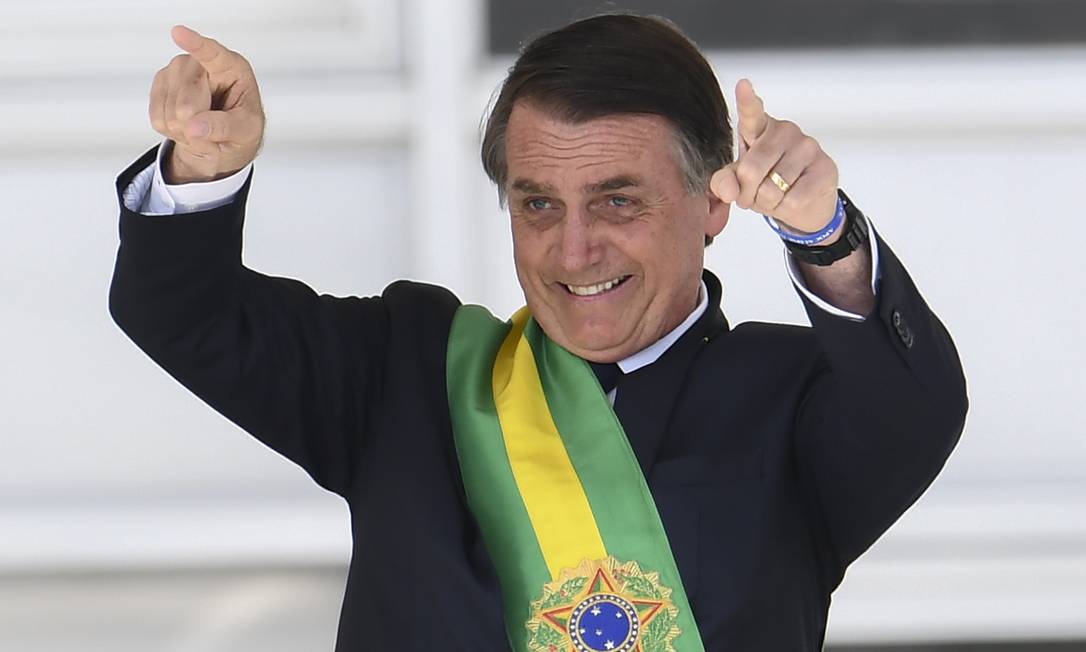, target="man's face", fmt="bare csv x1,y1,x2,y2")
505,101,730,363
